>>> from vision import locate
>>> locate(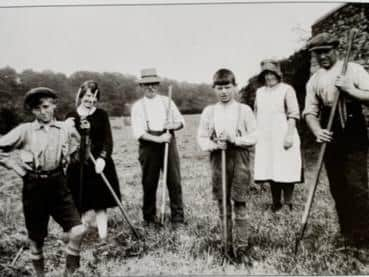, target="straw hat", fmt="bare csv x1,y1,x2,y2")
138,68,161,84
